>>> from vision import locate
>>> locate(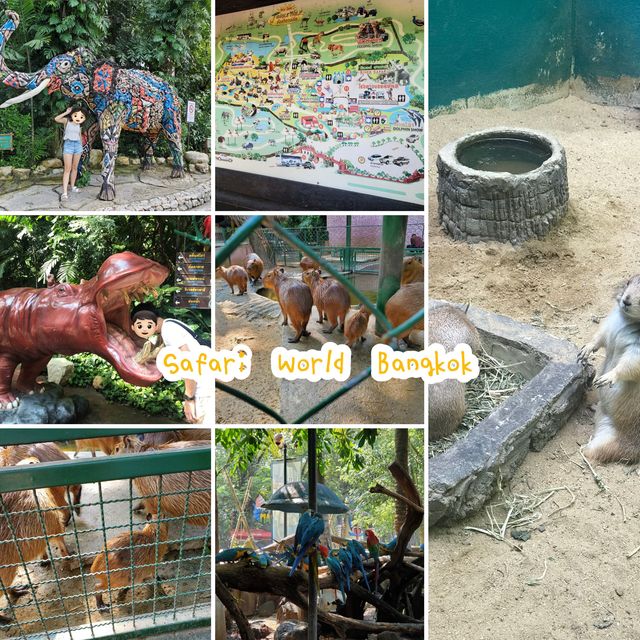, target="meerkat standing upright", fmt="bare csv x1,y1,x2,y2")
579,275,640,463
